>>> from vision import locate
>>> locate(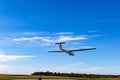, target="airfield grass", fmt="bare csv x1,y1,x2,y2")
0,75,120,80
